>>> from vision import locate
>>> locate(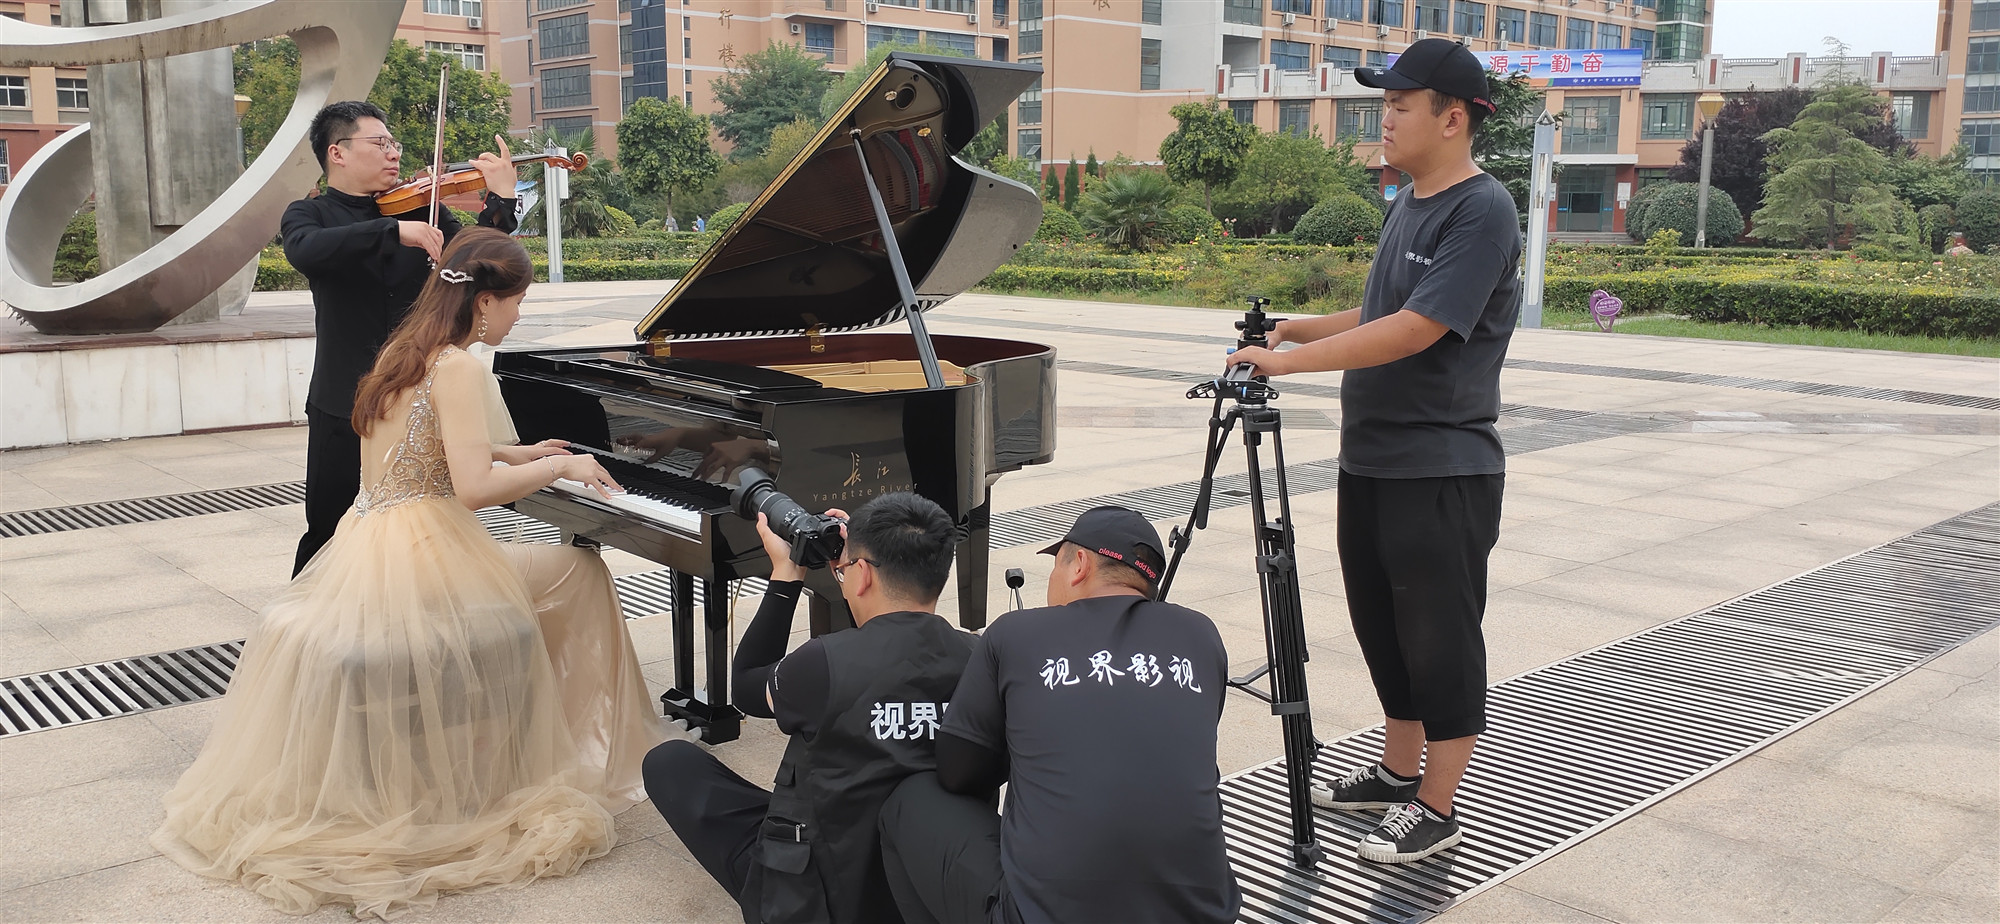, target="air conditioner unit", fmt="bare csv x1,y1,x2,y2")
967,11,978,24
1497,39,1510,50
1282,11,1297,25
865,1,879,11
1603,0,1615,10
466,15,482,29
1377,22,1390,36
1415,29,1429,40
788,22,802,34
